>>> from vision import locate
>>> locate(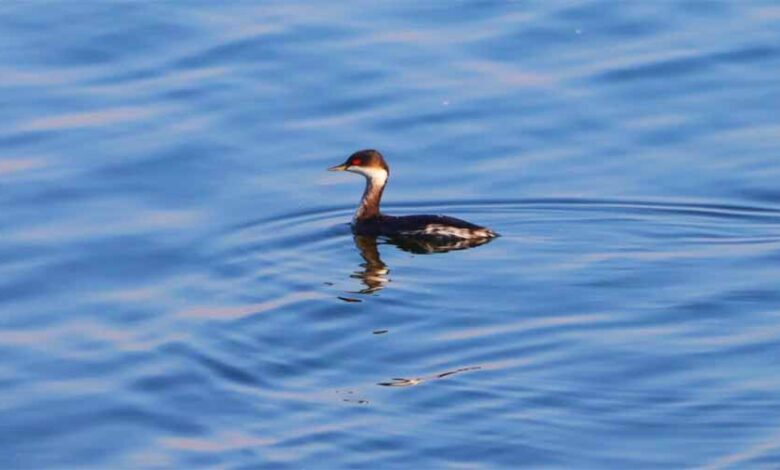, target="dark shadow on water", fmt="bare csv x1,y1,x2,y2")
349,234,495,295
